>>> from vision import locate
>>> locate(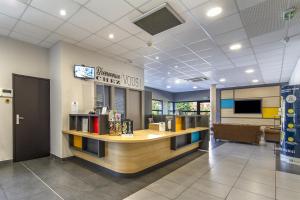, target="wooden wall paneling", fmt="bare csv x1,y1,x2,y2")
221,118,280,126
221,90,234,99
221,109,262,118
234,86,280,99
262,97,280,107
